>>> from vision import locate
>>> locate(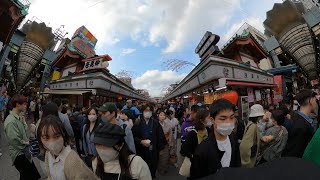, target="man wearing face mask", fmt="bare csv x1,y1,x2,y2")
283,89,317,158
189,99,240,179
98,102,136,154
132,104,167,179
